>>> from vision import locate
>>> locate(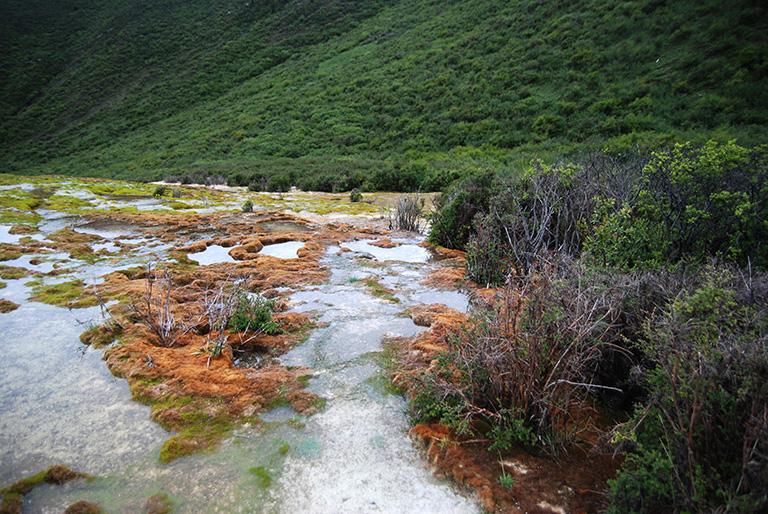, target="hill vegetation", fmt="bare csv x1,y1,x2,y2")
2,0,767,191
3,1,768,512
